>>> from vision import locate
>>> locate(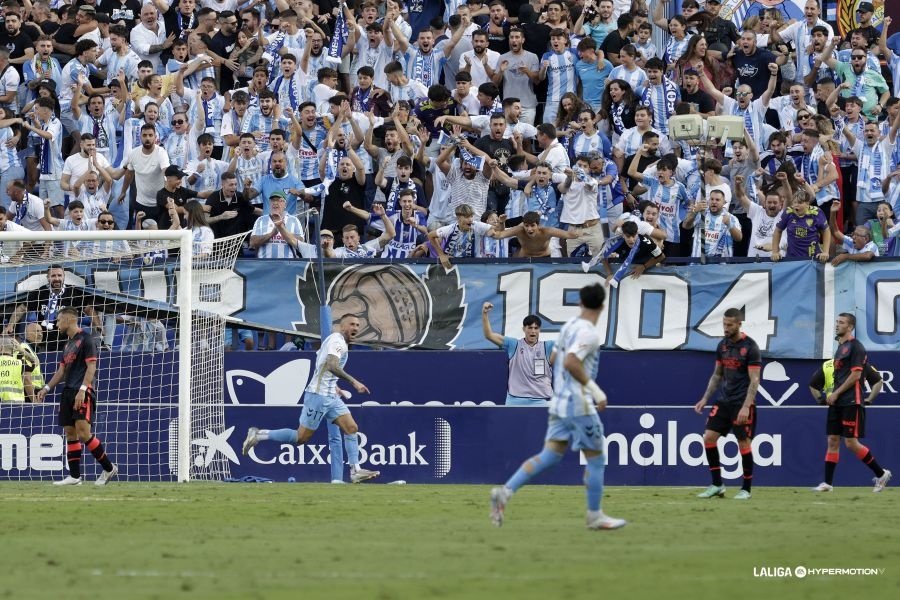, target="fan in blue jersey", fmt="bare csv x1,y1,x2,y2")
595,220,666,286
249,191,305,260
682,189,743,258
386,7,467,89
627,148,691,254
288,102,329,185
242,314,380,484
539,28,578,125
490,283,627,530
640,57,680,137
